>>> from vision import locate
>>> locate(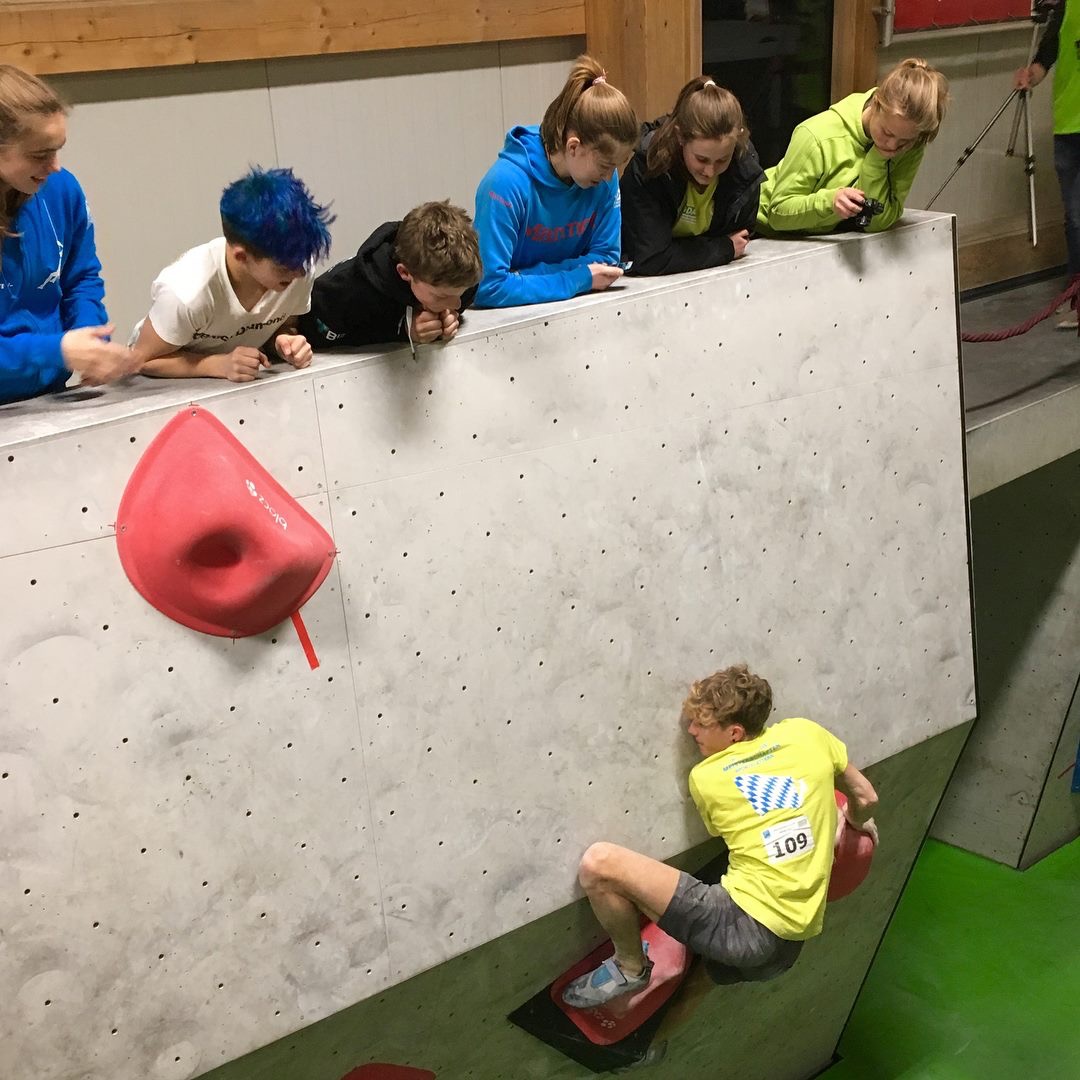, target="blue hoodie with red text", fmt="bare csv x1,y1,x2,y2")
473,125,621,308
0,169,108,405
